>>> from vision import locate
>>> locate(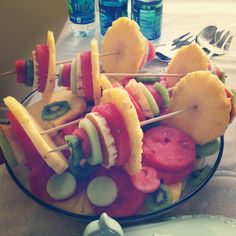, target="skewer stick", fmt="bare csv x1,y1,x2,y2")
40,118,82,135
104,72,184,78
1,70,16,77
54,51,121,65
46,106,196,153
